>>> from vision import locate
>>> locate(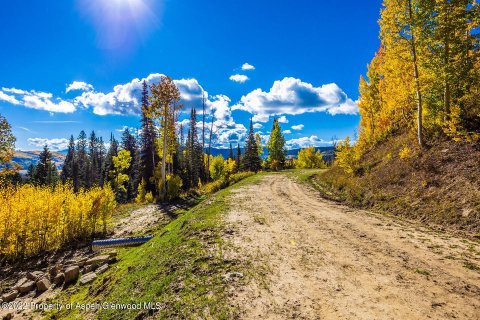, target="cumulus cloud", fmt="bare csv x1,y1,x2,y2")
241,63,255,71
1,88,76,113
291,124,304,131
229,74,249,83
66,81,94,93
286,135,332,149
252,113,270,123
27,138,70,151
283,130,292,134
253,123,263,129
232,77,358,121
74,73,212,116
0,90,21,105
277,115,289,123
